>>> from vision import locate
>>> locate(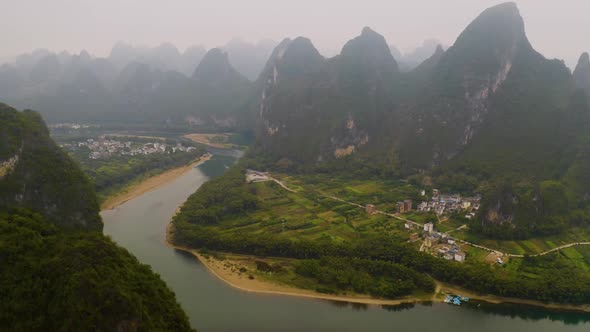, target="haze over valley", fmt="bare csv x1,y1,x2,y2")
1,1,590,331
